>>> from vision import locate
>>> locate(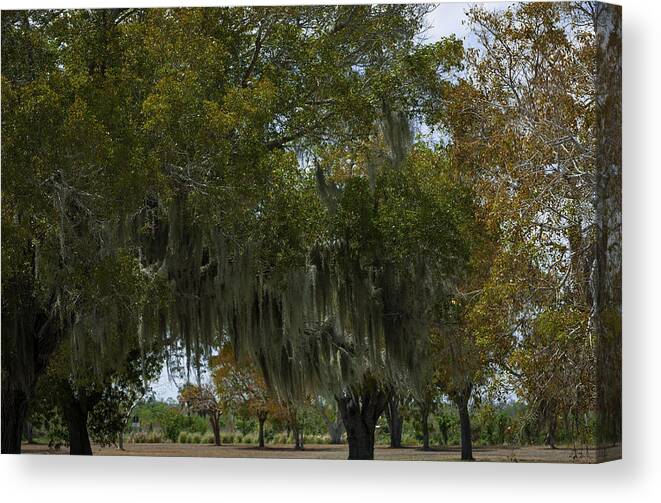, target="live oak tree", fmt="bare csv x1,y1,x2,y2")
132,5,468,460
31,338,163,455
1,5,449,454
1,8,165,453
35,343,102,455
